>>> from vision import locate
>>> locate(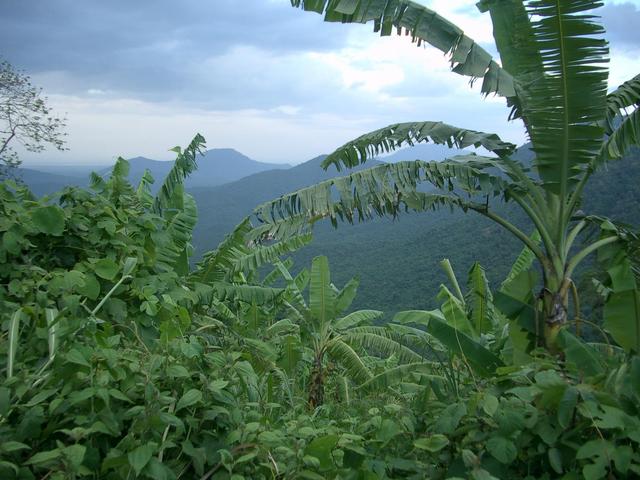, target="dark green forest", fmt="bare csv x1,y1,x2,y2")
1,1,640,479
